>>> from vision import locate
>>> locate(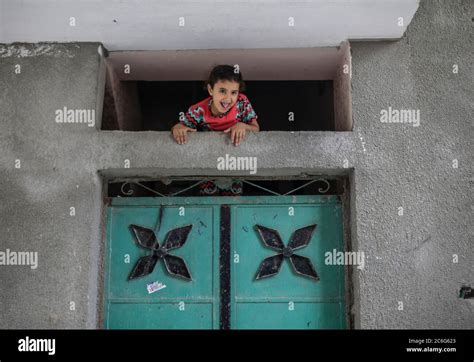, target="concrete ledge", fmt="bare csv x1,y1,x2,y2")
95,131,358,174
